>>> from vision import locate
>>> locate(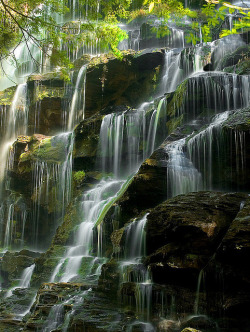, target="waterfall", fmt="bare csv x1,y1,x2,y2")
125,214,148,260
120,214,153,322
161,45,205,95
0,84,29,249
43,303,65,332
50,179,125,283
6,264,35,298
166,138,202,198
68,64,87,131
177,73,250,120
0,3,249,329
1,194,27,250
98,101,166,178
187,111,230,190
0,84,27,183
31,132,74,248
211,35,245,71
